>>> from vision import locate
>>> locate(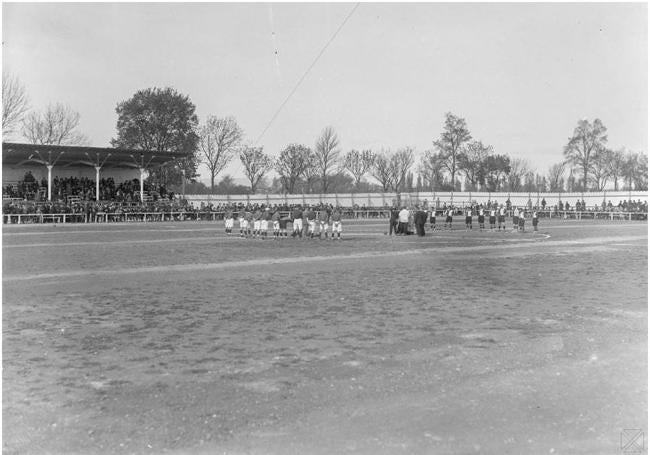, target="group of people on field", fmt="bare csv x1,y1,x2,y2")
223,204,344,240
389,204,540,236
